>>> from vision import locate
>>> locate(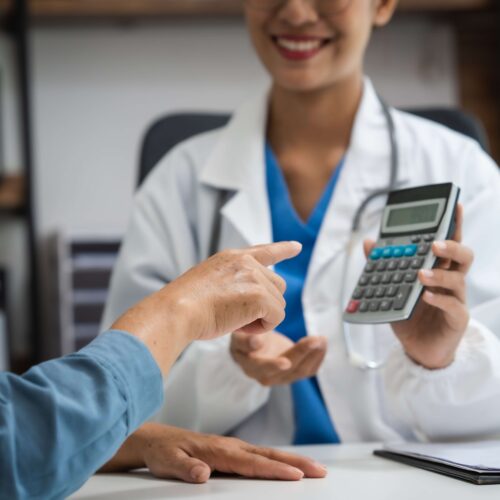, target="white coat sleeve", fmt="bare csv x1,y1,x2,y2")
383,143,500,441
102,144,270,435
